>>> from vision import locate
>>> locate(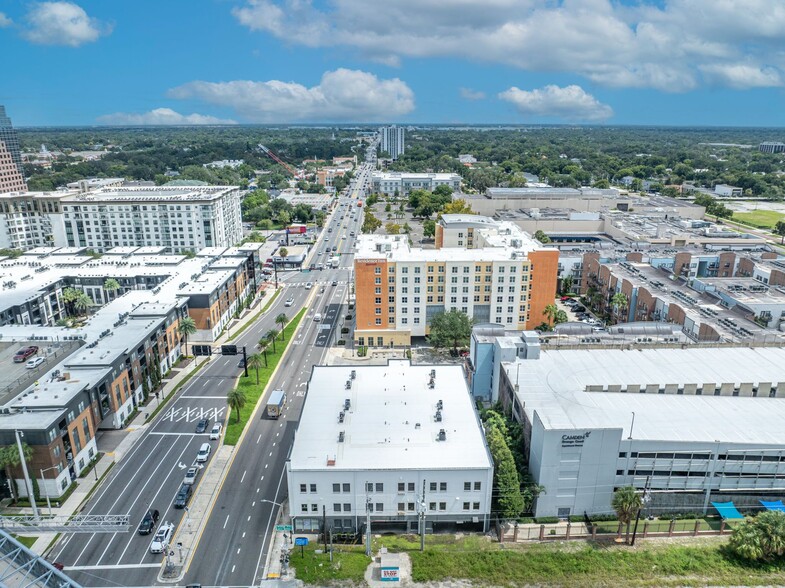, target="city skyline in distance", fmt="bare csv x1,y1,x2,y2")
2,1,785,127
